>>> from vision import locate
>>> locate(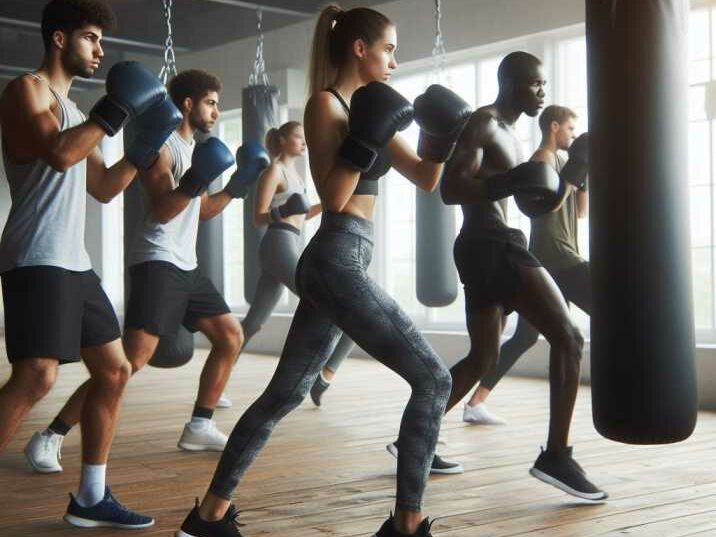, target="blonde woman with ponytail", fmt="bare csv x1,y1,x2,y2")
177,5,472,537
238,122,356,374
